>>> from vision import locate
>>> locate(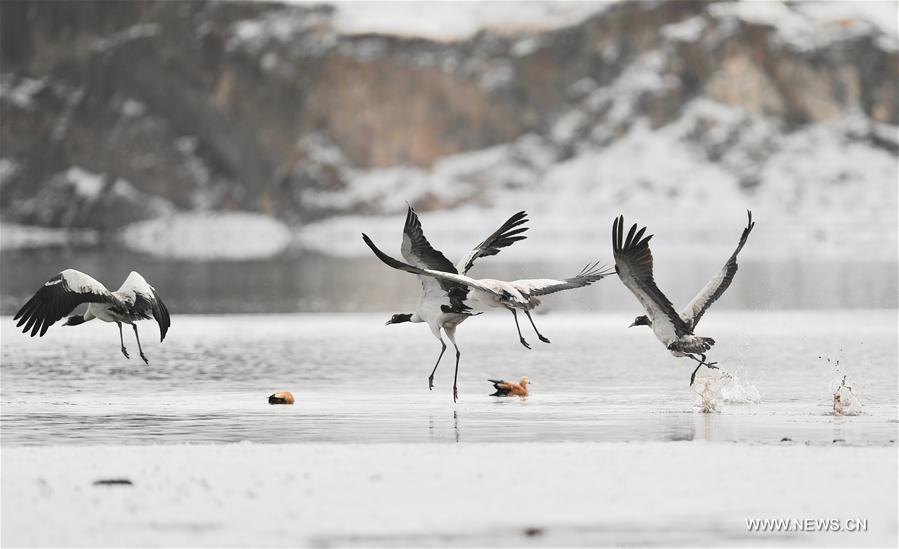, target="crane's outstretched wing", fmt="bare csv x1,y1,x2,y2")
363,234,506,299
612,216,691,337
401,206,457,272
682,210,755,328
399,206,471,312
456,211,528,274
13,269,117,337
114,271,171,341
511,261,612,297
